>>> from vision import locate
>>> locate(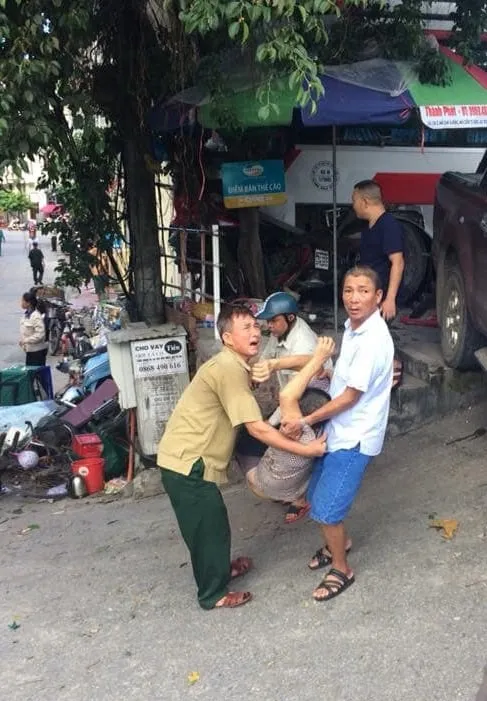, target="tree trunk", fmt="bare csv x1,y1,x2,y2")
122,132,165,323
237,207,267,299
